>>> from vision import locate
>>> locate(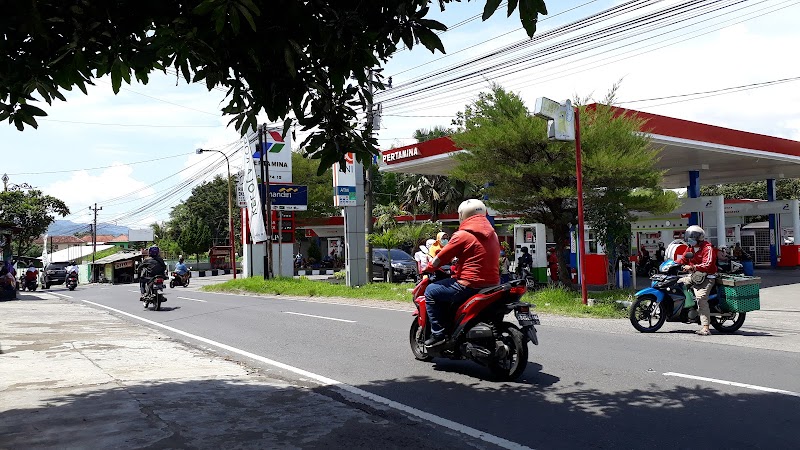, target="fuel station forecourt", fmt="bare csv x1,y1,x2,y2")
378,104,800,286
